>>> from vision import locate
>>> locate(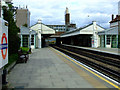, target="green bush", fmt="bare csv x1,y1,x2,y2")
20,47,29,53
